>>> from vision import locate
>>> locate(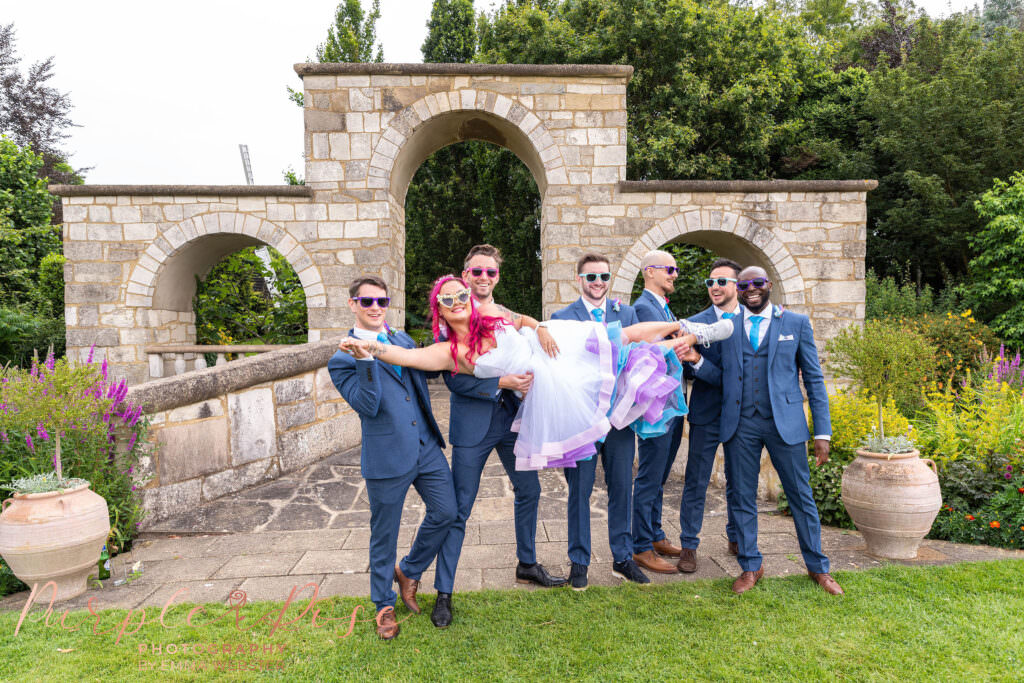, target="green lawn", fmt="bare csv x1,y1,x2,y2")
1,560,1022,681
